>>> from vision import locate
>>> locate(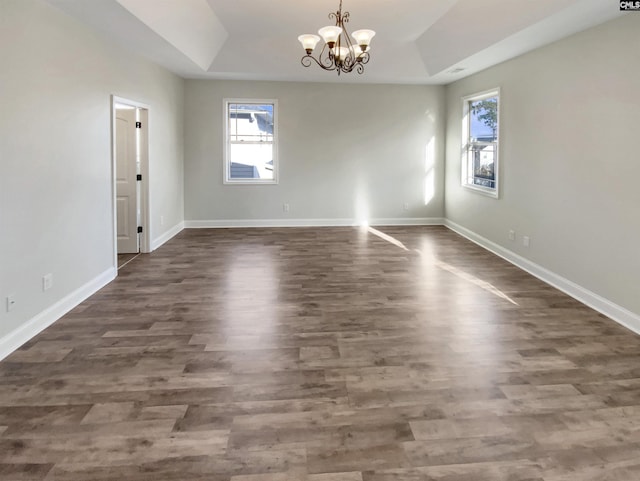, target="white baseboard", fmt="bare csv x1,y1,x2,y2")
0,267,117,361
184,217,445,228
369,217,445,226
444,219,640,336
151,221,185,251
